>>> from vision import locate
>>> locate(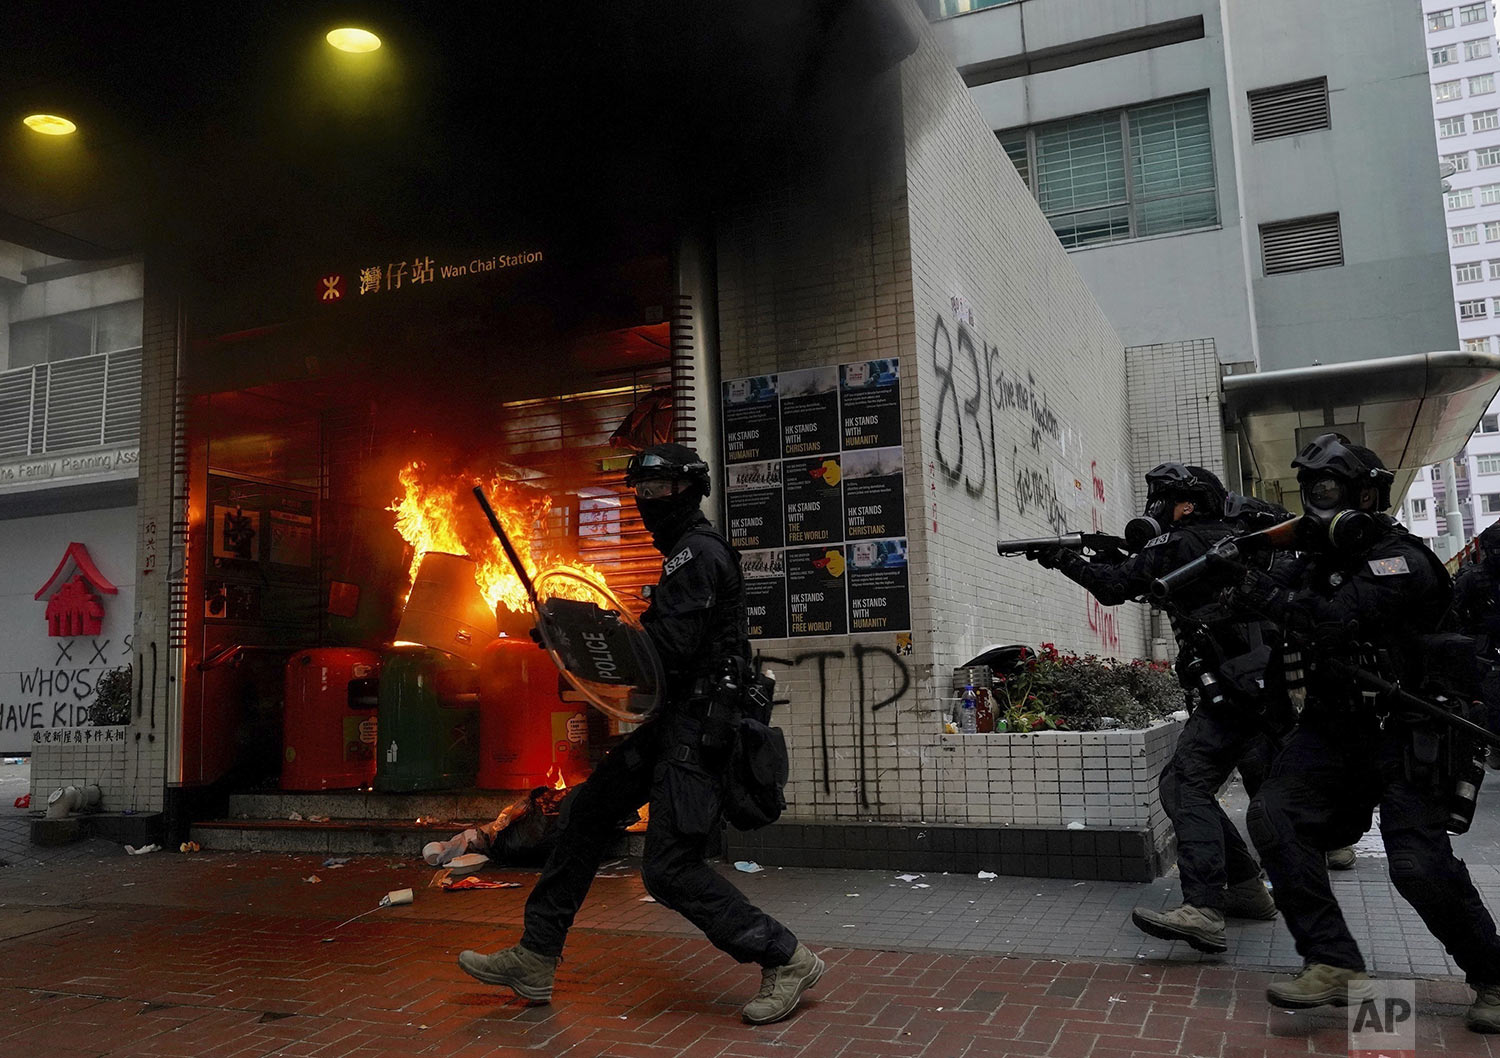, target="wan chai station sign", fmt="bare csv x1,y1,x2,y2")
318,247,545,303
